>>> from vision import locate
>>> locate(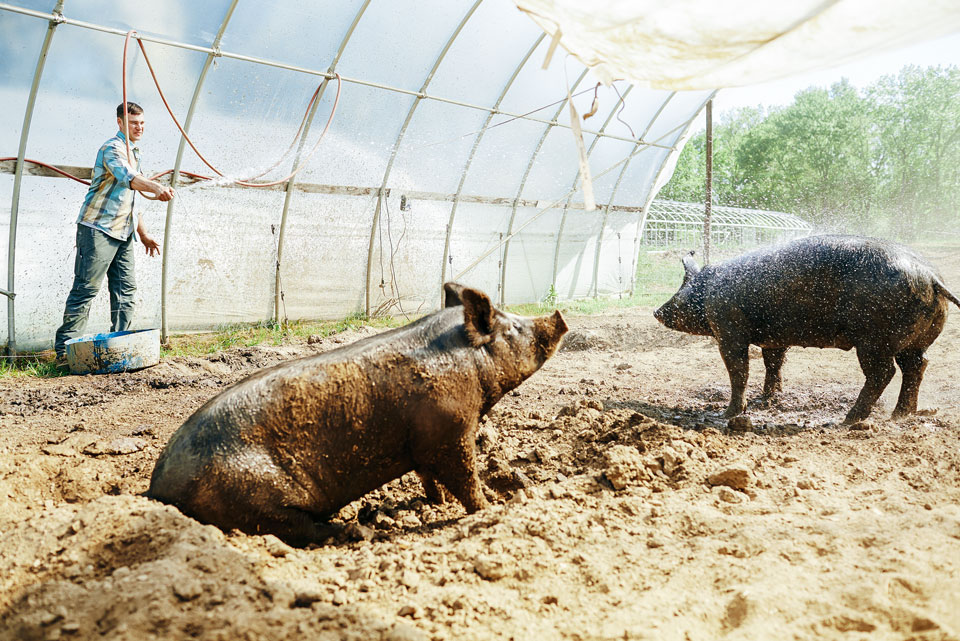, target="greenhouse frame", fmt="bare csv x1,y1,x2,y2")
642,200,813,249
1,0,720,353
3,1,957,353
